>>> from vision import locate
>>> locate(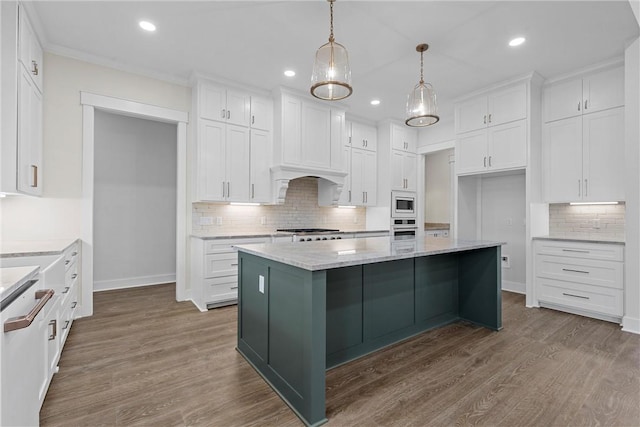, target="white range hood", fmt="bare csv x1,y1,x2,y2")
270,164,347,205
